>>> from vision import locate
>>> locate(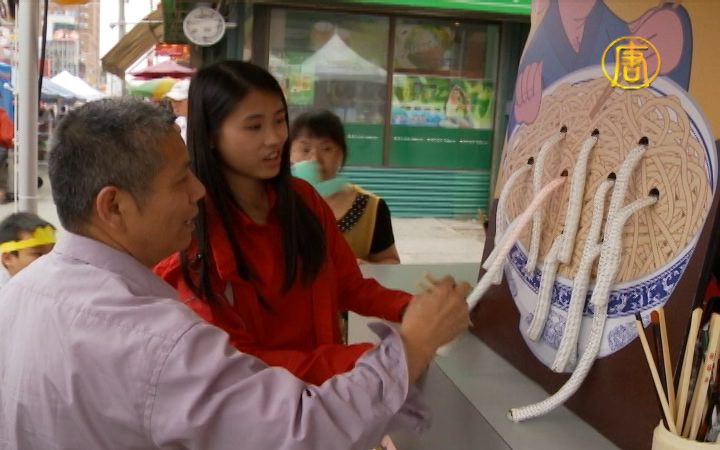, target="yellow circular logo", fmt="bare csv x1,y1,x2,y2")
601,36,661,90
